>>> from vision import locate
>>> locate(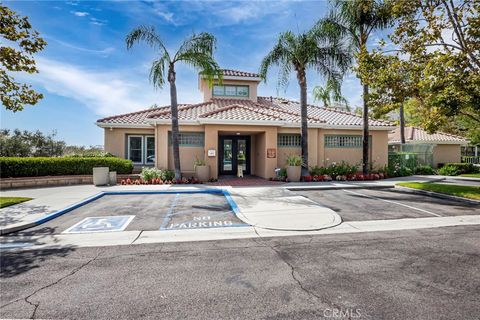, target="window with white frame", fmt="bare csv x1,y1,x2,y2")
278,134,301,147
324,135,371,148
127,135,155,164
212,85,249,98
